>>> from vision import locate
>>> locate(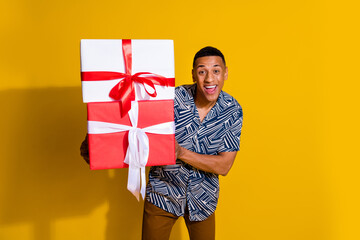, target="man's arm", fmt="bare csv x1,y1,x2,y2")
175,142,237,176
